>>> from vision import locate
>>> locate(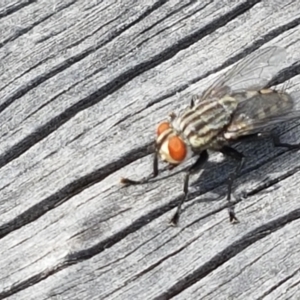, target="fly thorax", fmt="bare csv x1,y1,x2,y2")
173,96,237,151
